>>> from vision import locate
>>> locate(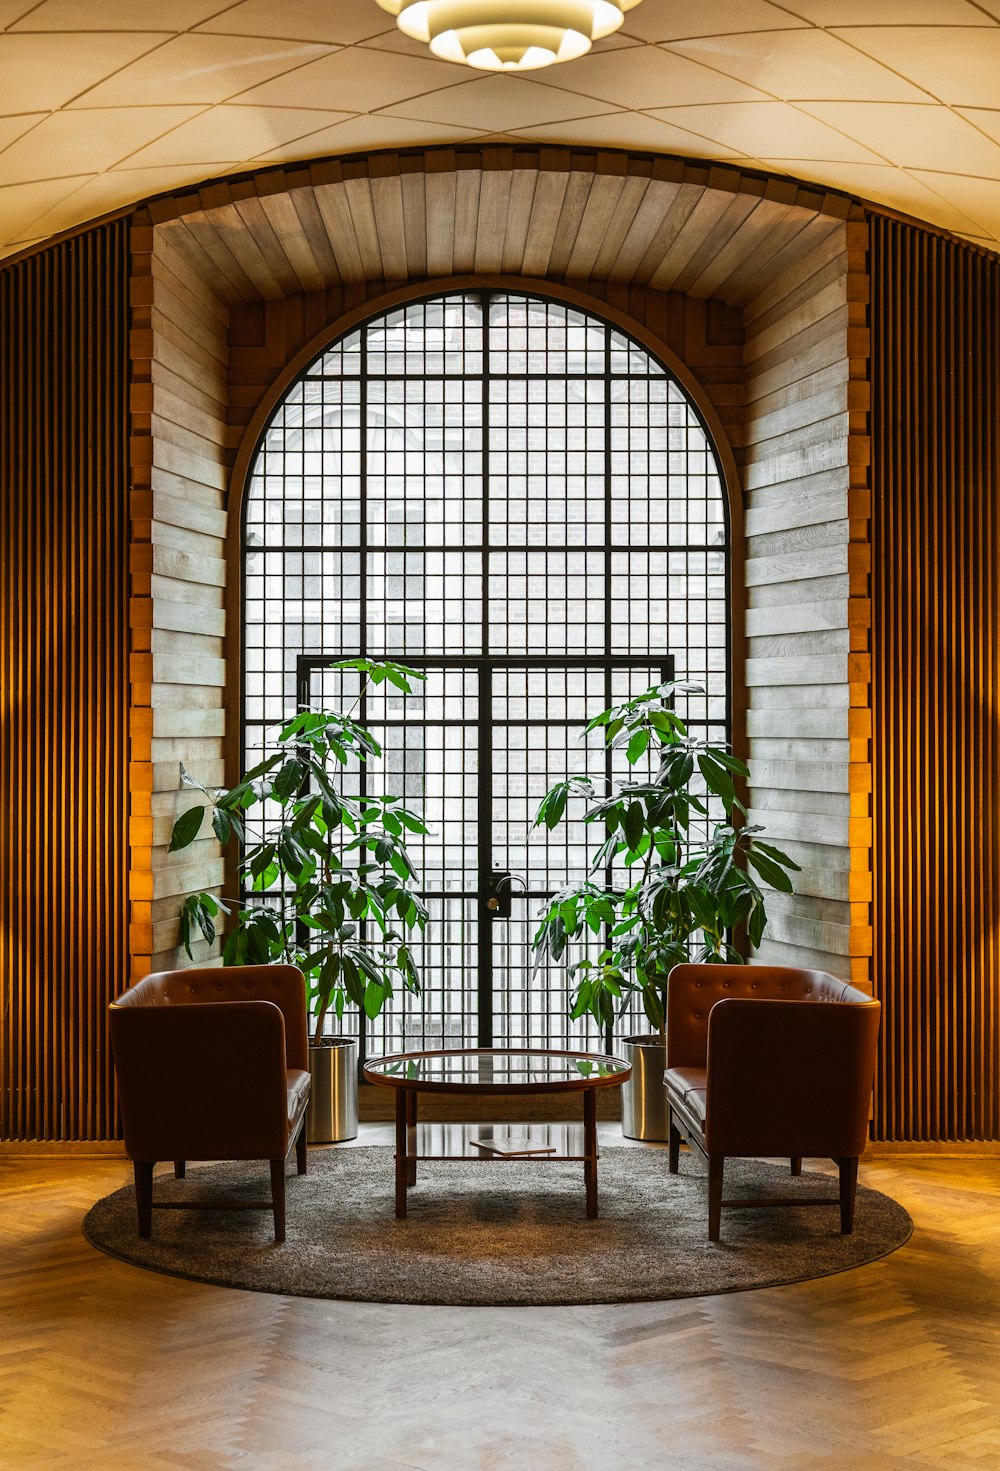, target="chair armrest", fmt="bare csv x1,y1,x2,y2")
705,998,880,1158
110,1001,290,1163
